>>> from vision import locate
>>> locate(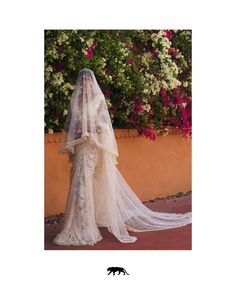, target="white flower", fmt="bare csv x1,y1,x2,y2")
161,80,168,90
126,109,131,115
46,65,53,72
52,72,64,86
58,32,69,45
144,104,151,112
86,38,94,48
48,129,54,134
105,98,112,108
183,81,188,87
176,51,182,59
63,109,68,116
